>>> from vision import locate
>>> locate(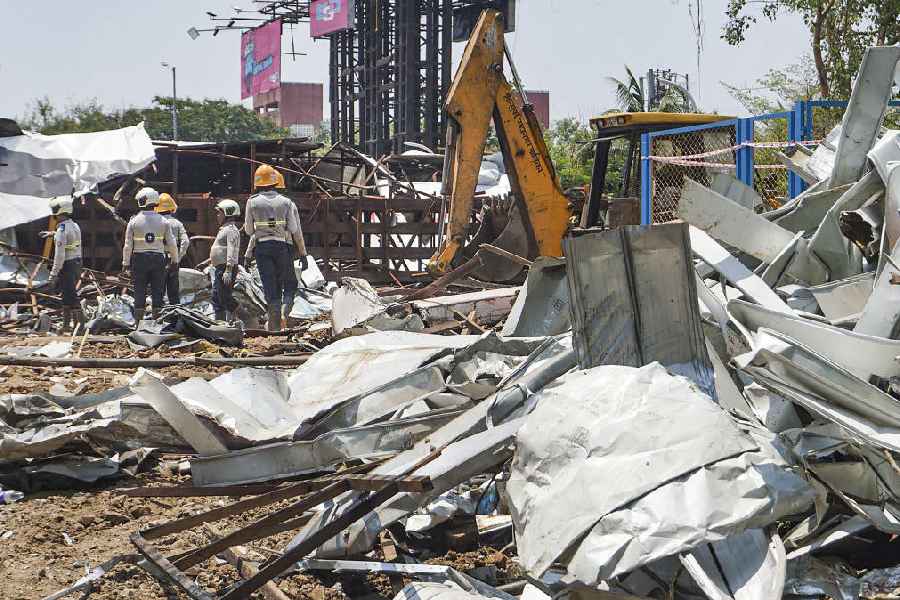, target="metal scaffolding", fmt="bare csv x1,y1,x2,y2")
330,0,453,157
